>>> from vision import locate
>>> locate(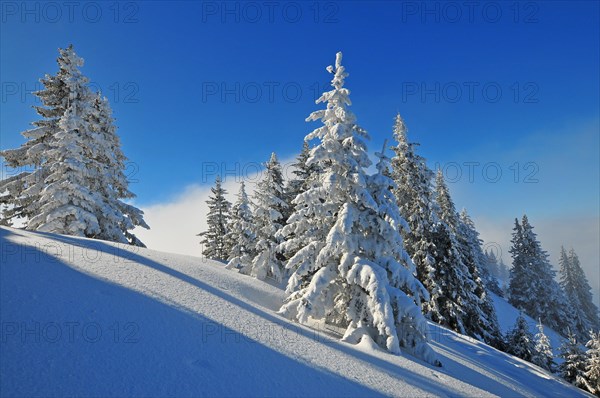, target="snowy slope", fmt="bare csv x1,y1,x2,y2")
491,292,567,356
0,226,589,397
